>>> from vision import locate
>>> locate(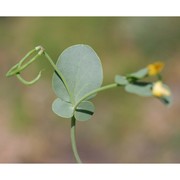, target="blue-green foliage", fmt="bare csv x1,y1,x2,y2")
115,69,172,106
52,44,103,121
